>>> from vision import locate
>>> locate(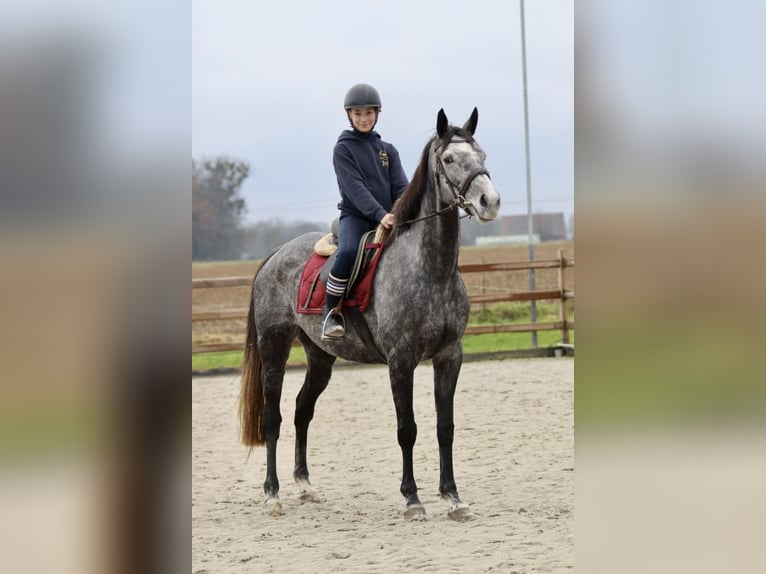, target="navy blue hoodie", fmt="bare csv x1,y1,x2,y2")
333,129,409,223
